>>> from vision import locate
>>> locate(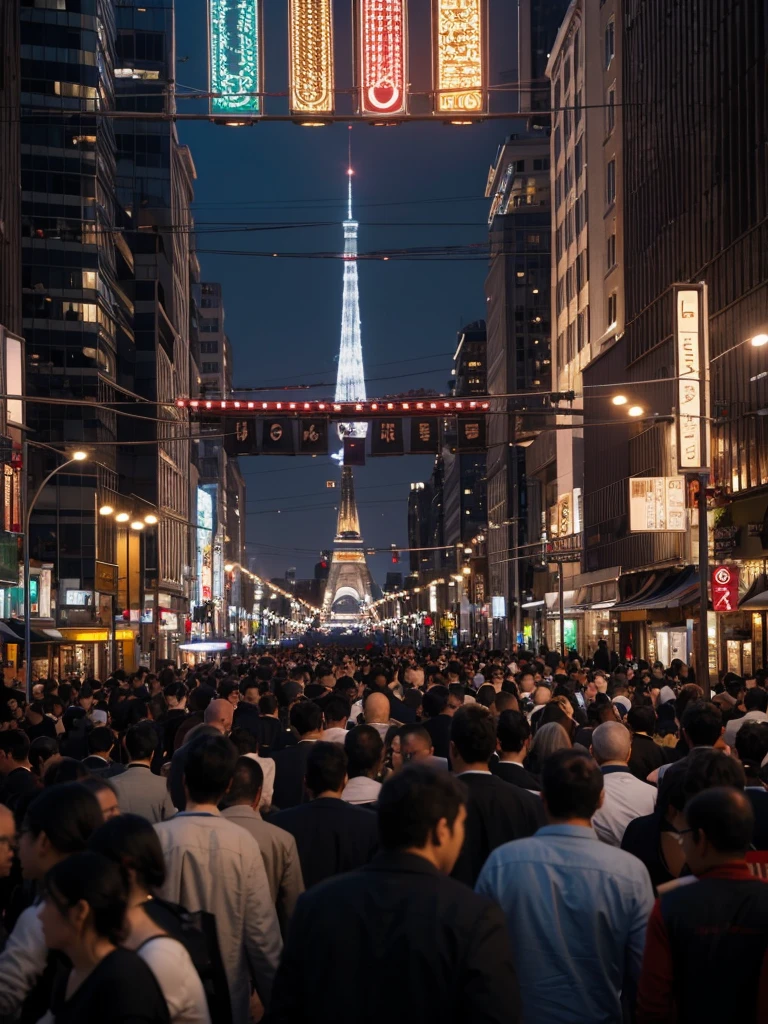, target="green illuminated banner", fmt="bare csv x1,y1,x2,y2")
209,0,261,115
